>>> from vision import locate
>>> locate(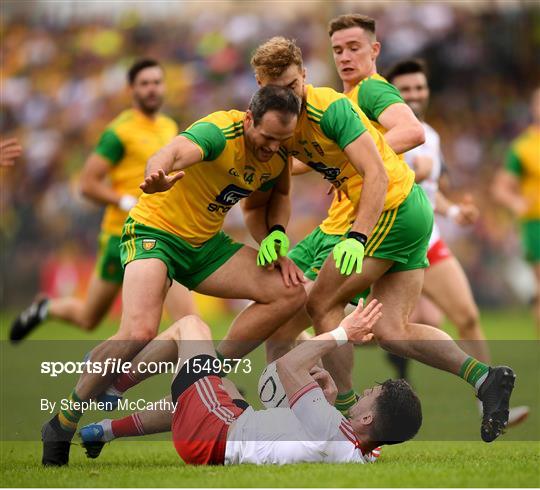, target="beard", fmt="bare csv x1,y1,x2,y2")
136,94,163,115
